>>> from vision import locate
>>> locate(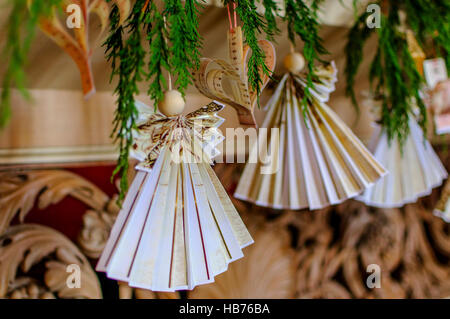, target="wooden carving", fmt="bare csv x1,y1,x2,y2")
78,202,119,259
275,201,450,299
194,163,450,299
0,224,101,298
0,170,112,236
1,163,448,299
